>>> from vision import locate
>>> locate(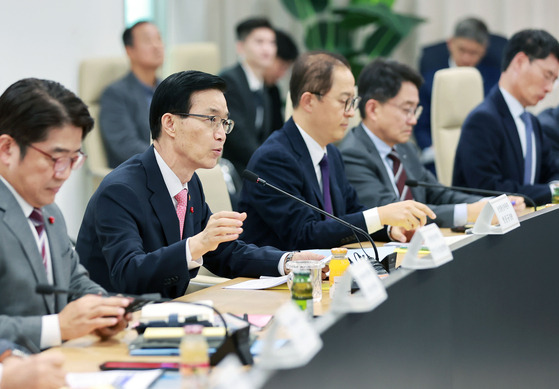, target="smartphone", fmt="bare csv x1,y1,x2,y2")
99,361,179,371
